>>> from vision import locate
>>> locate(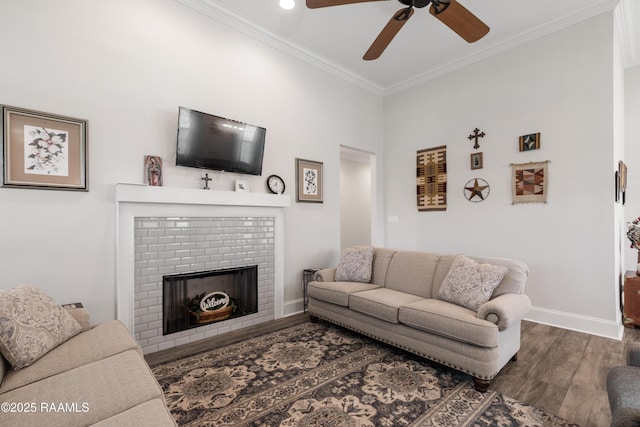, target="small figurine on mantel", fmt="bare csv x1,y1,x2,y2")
144,155,163,186
201,173,212,190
